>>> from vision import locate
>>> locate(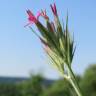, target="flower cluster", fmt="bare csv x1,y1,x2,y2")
25,3,75,75
25,4,84,96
